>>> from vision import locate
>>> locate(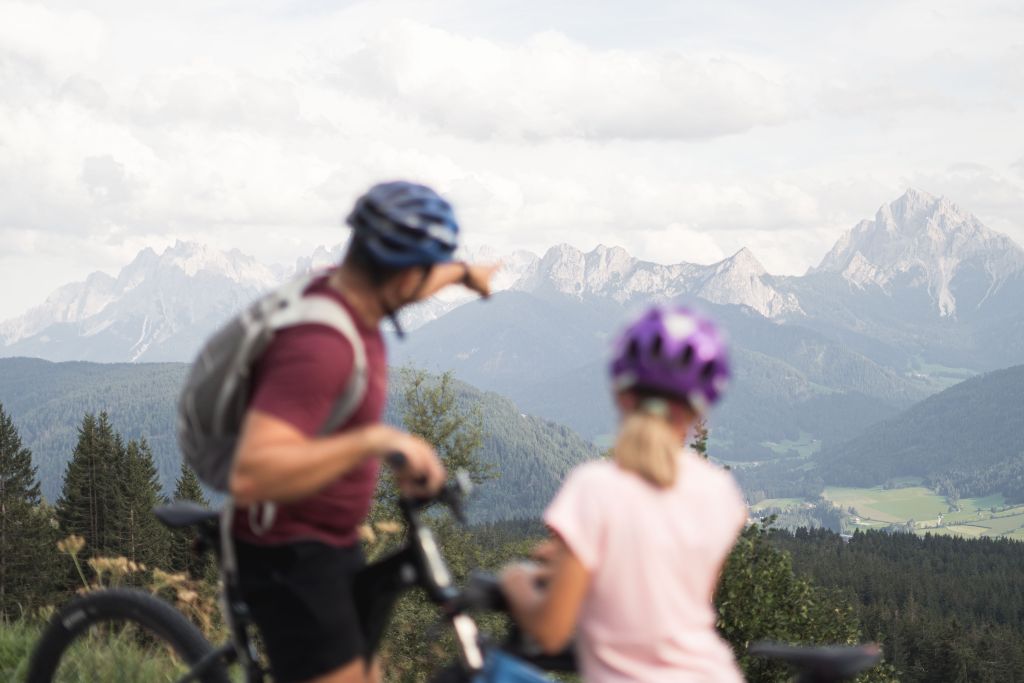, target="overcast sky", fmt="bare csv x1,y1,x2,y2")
1,0,1023,320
